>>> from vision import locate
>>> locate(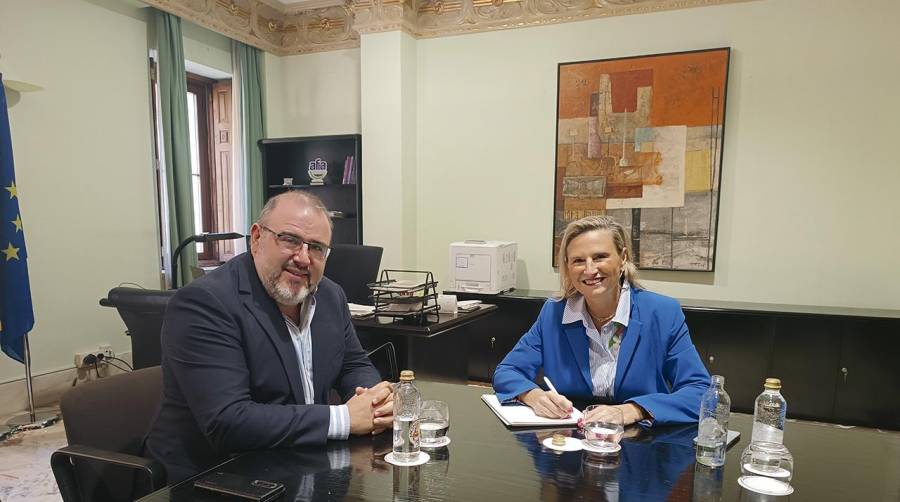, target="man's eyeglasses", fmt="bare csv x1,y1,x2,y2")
259,225,331,260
